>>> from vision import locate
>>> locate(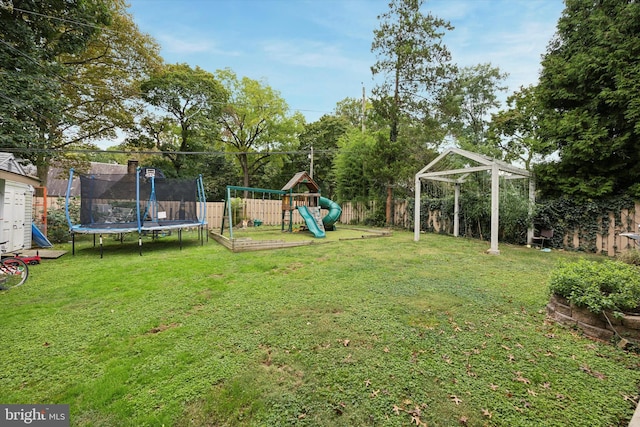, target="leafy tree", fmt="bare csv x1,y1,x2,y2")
444,63,508,155
0,0,109,181
0,0,161,185
334,129,378,202
487,85,552,170
296,114,350,197
370,0,455,224
215,68,305,188
138,63,227,176
536,0,640,199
